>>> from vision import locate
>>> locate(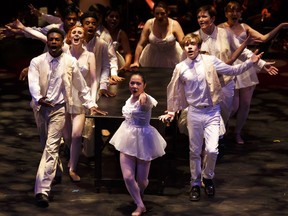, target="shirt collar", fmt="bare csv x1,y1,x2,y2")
47,52,62,63
186,54,201,65
199,25,218,41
